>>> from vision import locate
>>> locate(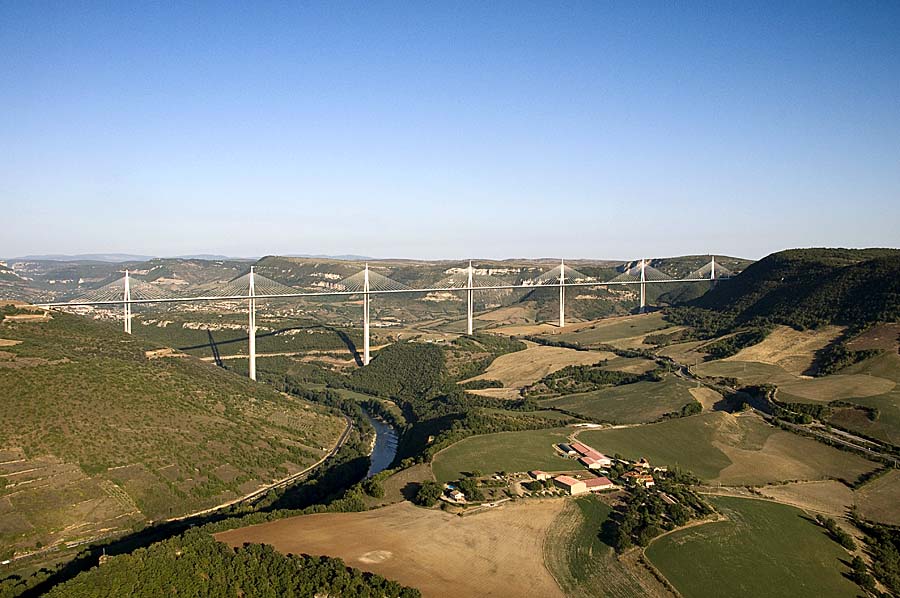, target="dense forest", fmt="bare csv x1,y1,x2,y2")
41,530,420,598
669,249,900,335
